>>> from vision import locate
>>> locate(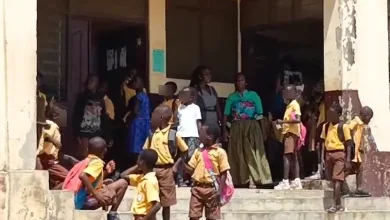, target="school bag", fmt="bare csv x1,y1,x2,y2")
201,148,234,206
62,158,90,192
337,123,356,160
290,112,307,150
148,129,177,158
